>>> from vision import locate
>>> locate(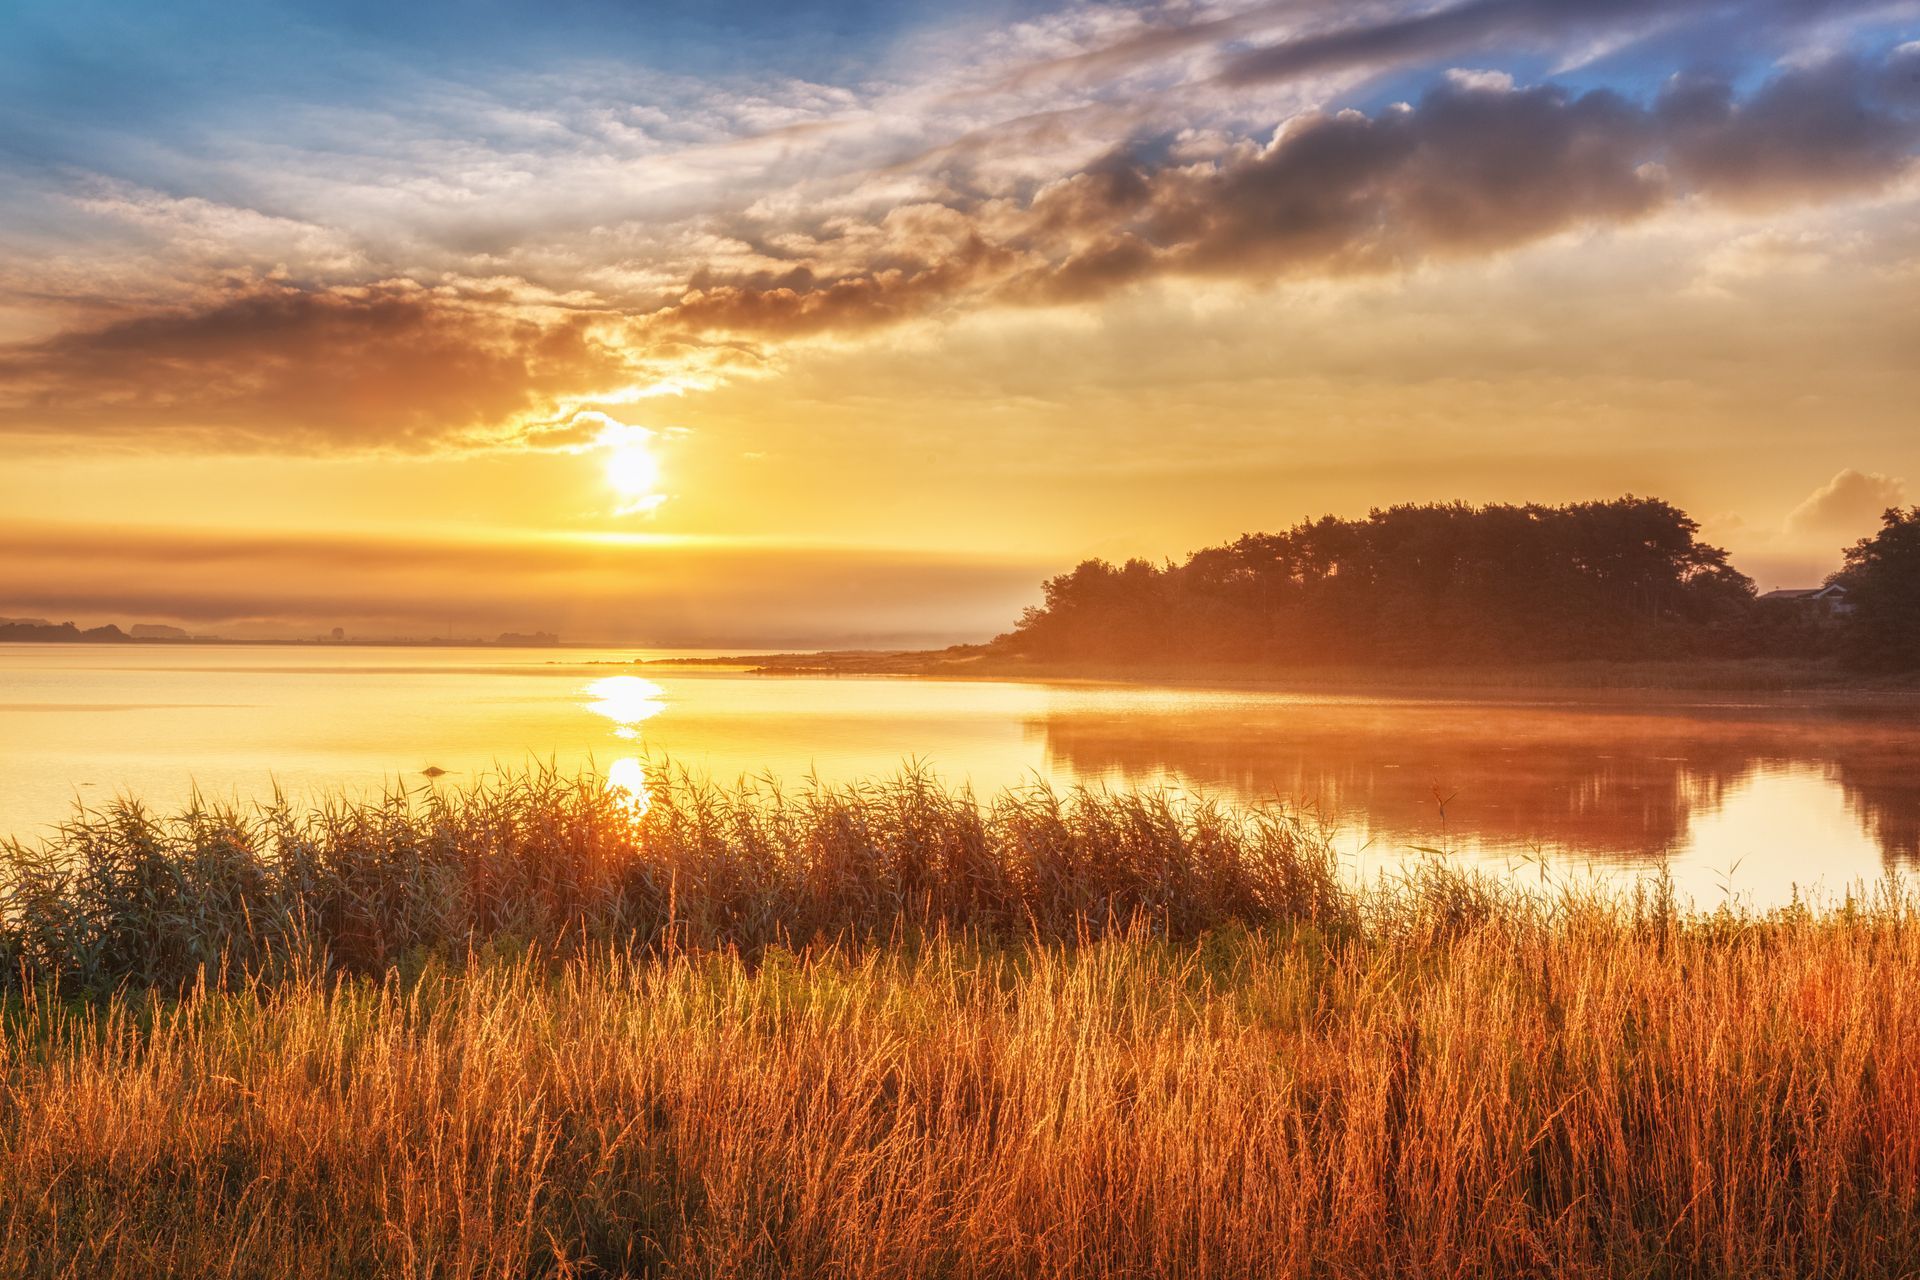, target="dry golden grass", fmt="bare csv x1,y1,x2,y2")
3,770,1919,1277
0,765,1352,992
